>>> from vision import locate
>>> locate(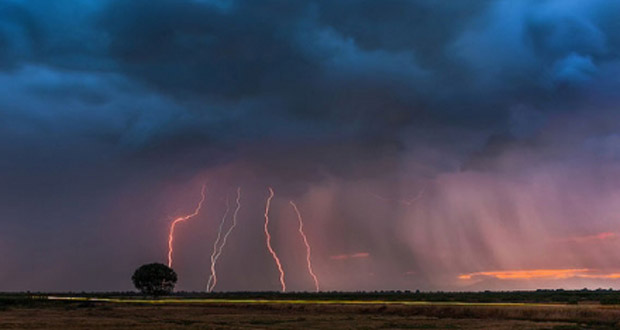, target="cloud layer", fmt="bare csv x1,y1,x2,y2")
2,0,620,291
